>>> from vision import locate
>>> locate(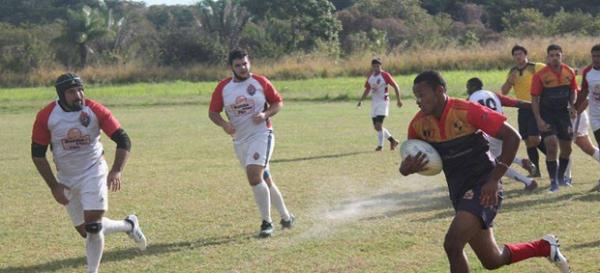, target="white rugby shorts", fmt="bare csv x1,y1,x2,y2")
371,101,389,117
234,131,274,167
59,160,109,226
